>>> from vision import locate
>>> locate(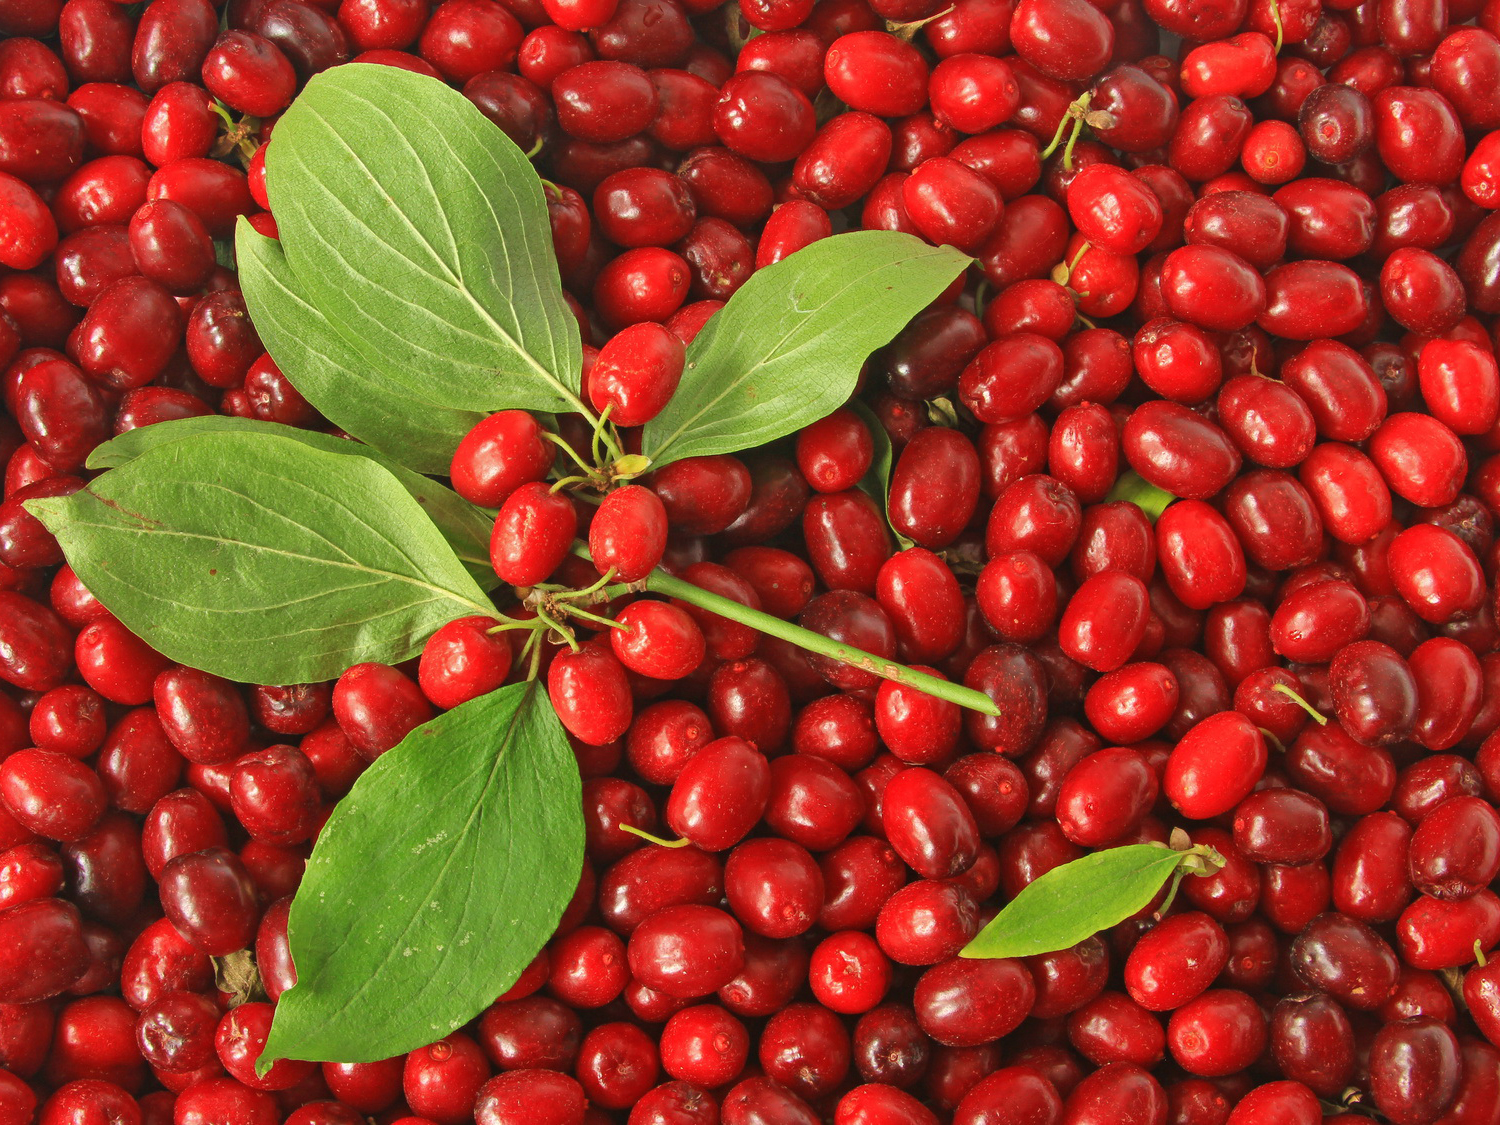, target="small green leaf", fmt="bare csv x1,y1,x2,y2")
1106,470,1177,522
260,681,584,1067
27,431,493,685
960,845,1186,959
641,231,970,467
237,223,487,476
87,416,498,591
265,64,585,417
849,400,913,551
